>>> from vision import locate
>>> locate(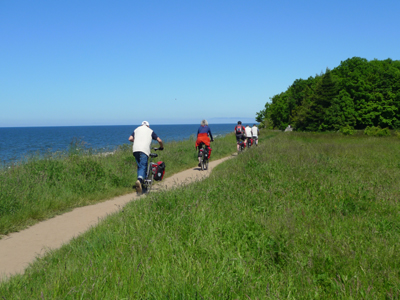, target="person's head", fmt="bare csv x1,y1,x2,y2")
201,119,208,126
246,124,250,127
238,121,242,125
253,124,256,127
142,121,150,127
